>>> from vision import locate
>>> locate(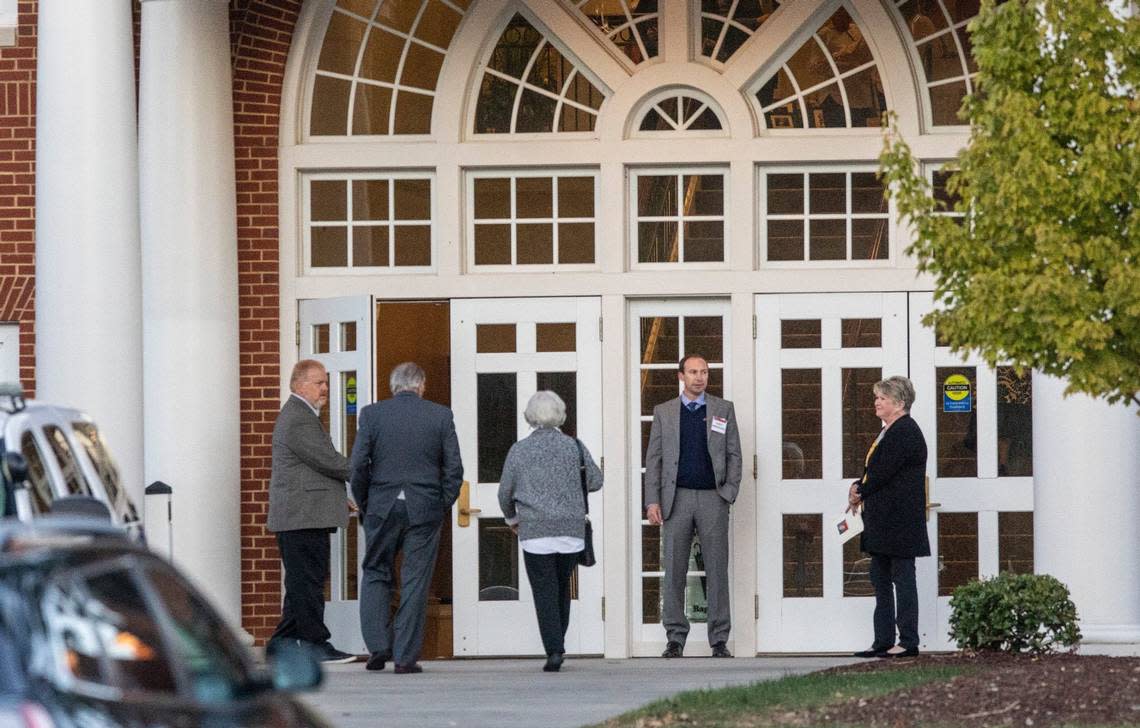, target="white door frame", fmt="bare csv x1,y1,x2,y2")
450,296,603,656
